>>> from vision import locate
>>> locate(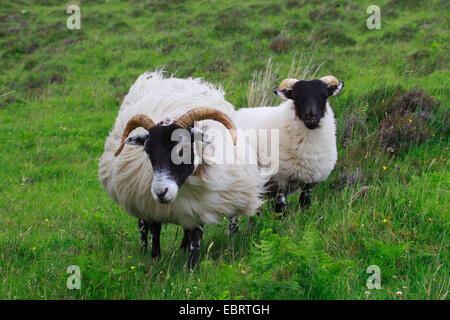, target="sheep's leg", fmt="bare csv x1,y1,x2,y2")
299,183,315,210
180,229,191,251
274,192,287,213
148,221,161,259
138,219,149,252
228,217,239,234
188,227,203,270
